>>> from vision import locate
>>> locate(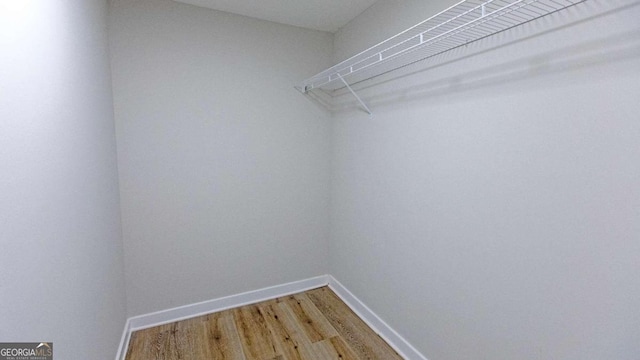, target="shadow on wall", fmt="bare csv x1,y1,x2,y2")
303,1,640,115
